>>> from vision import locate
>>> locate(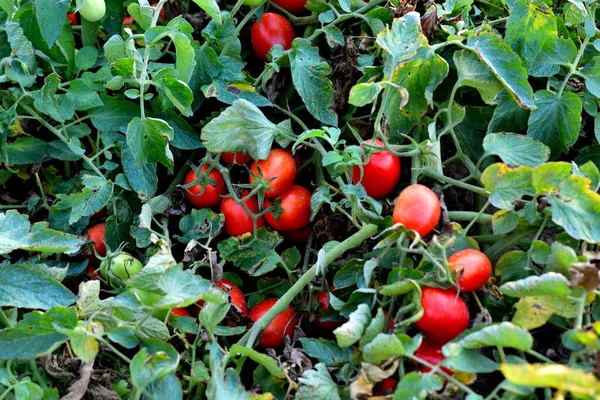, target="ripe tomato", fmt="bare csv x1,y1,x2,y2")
249,149,296,198
248,298,298,348
352,140,401,199
250,13,294,62
281,225,311,243
123,16,133,24
79,0,106,22
311,289,340,331
67,13,78,25
222,152,252,165
271,0,307,14
171,308,191,317
215,280,248,317
392,184,441,237
413,339,453,375
85,222,107,266
184,165,226,208
373,378,397,396
221,195,264,237
264,185,311,231
415,287,469,344
102,252,143,281
448,249,492,292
